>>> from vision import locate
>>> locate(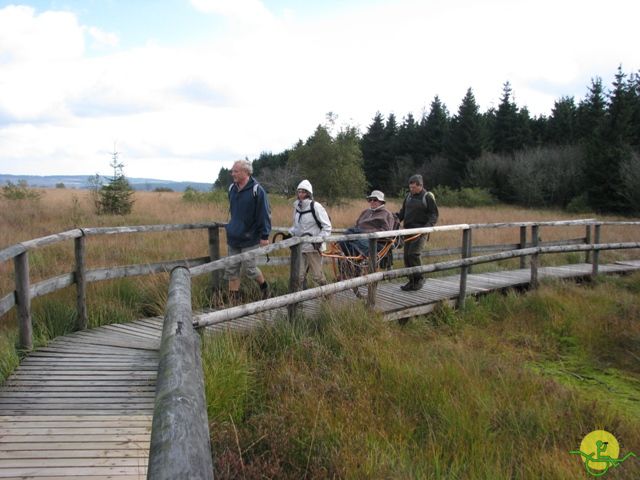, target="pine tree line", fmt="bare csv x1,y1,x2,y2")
218,66,640,213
